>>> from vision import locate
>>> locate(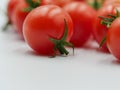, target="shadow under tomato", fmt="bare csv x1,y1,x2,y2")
25,49,74,59
2,26,25,42
112,60,120,65
82,40,110,54
25,50,52,57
